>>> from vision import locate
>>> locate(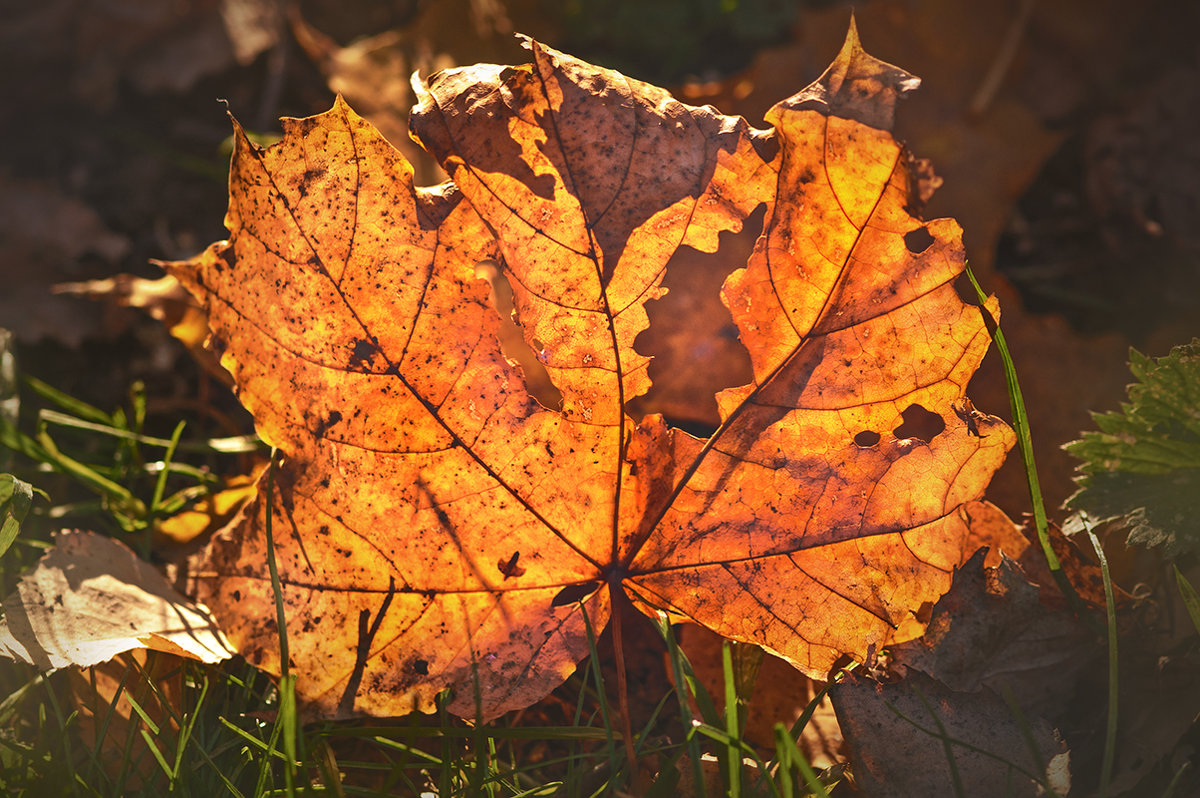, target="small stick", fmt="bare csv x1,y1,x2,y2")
968,0,1037,118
